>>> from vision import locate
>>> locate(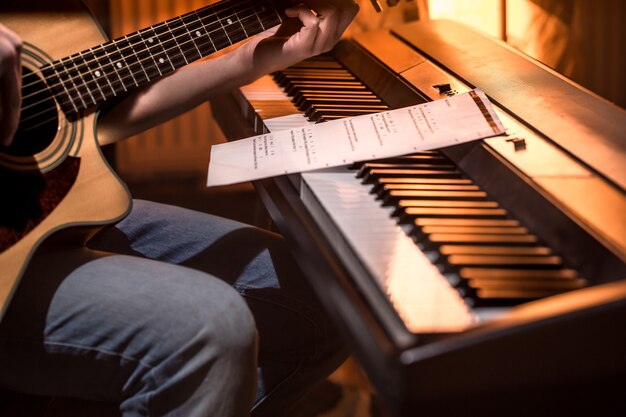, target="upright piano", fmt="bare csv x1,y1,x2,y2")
212,20,626,416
